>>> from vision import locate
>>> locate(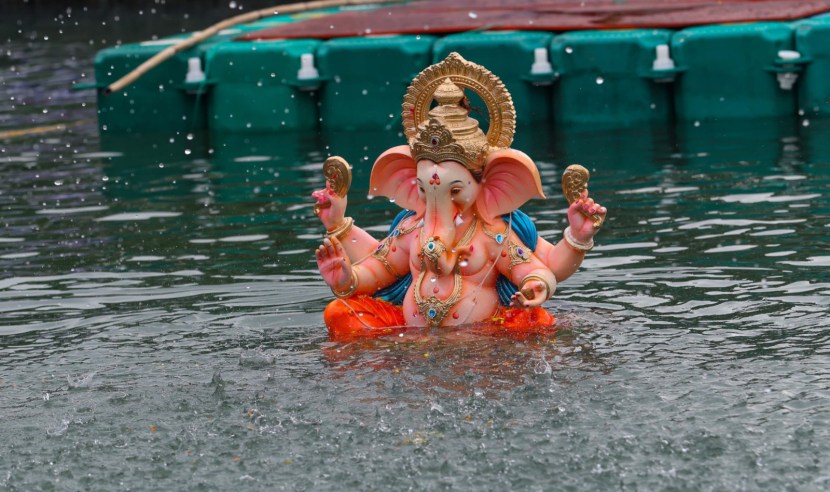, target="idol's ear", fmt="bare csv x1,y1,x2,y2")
475,148,545,222
369,145,424,214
